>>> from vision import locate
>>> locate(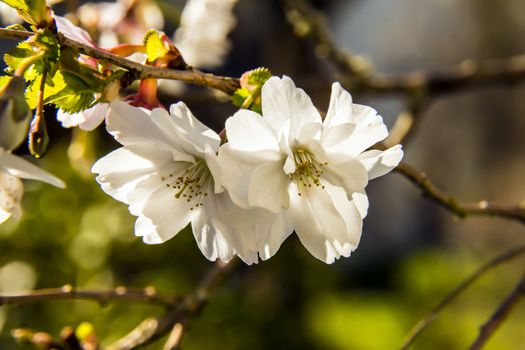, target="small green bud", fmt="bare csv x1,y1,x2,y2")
28,112,48,158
